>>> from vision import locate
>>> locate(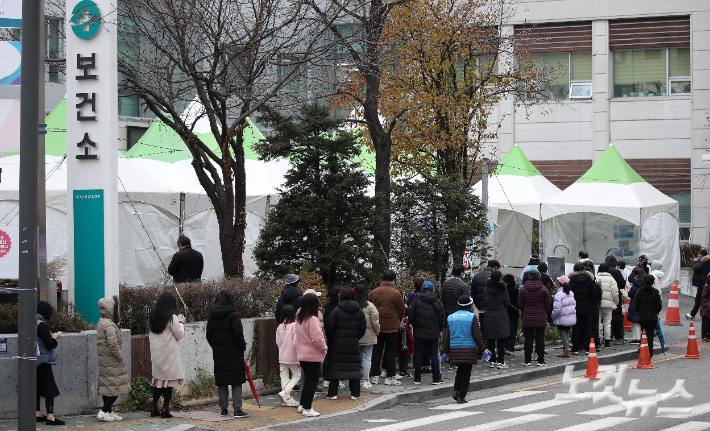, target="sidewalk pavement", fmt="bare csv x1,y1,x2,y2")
2,290,705,431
